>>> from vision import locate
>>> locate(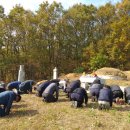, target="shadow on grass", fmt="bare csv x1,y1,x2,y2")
58,98,69,102
12,104,28,109
87,102,98,109
6,109,39,118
